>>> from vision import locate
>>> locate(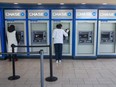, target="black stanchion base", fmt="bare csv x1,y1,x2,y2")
8,75,20,80
45,76,58,82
